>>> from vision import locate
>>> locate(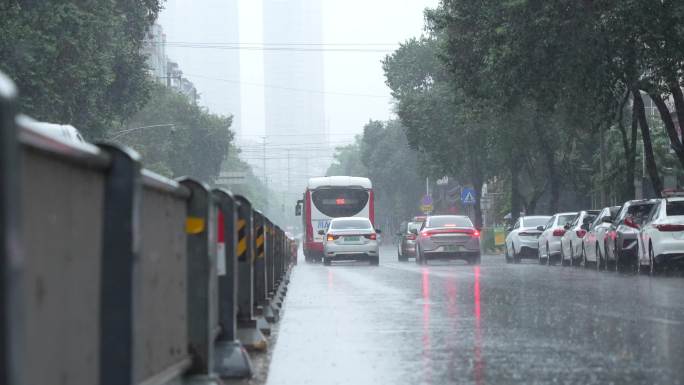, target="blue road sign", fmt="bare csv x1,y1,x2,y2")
461,188,477,205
